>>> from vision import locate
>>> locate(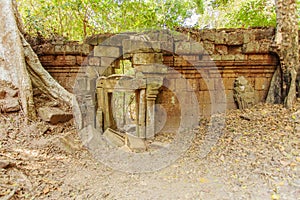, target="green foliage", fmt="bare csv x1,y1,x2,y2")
211,0,230,8
223,0,276,28
193,0,204,14
196,0,276,28
17,0,199,41
19,0,298,39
